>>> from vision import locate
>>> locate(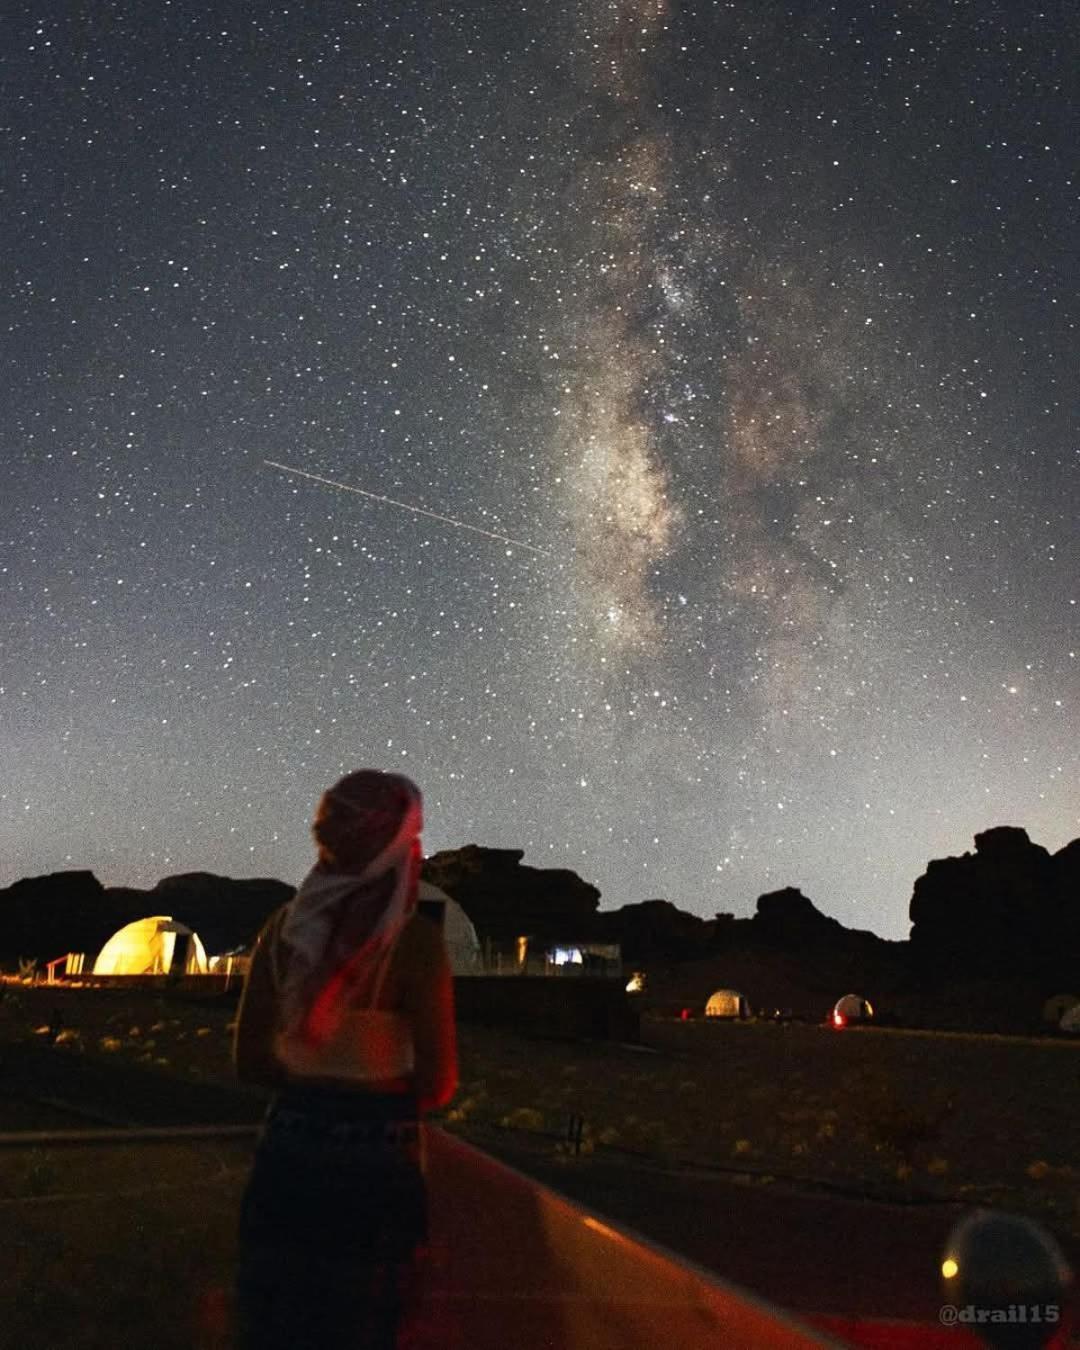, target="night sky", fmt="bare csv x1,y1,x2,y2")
3,1,1077,939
